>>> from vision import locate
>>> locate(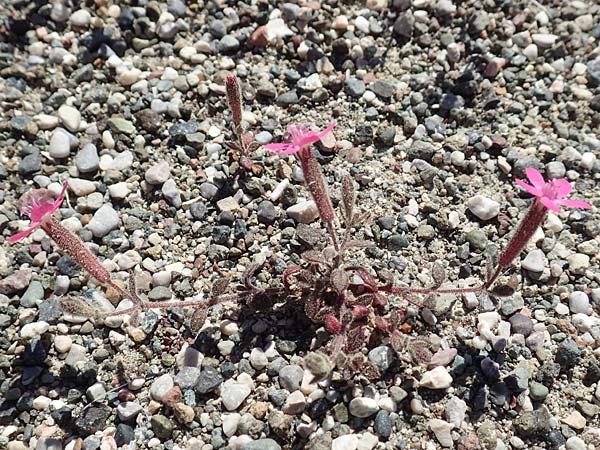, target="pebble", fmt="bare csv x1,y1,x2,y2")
349,397,379,417
70,9,91,27
566,436,587,450
222,381,251,410
48,129,74,158
331,435,358,450
368,346,394,372
569,291,590,314
420,366,453,389
117,401,143,421
521,249,546,272
150,374,174,403
20,321,49,339
286,201,319,223
76,143,100,173
279,365,304,392
145,161,171,185
249,348,268,370
242,439,282,450
429,419,454,447
58,105,81,132
467,195,500,220
54,335,72,353
444,396,467,427
87,204,120,237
